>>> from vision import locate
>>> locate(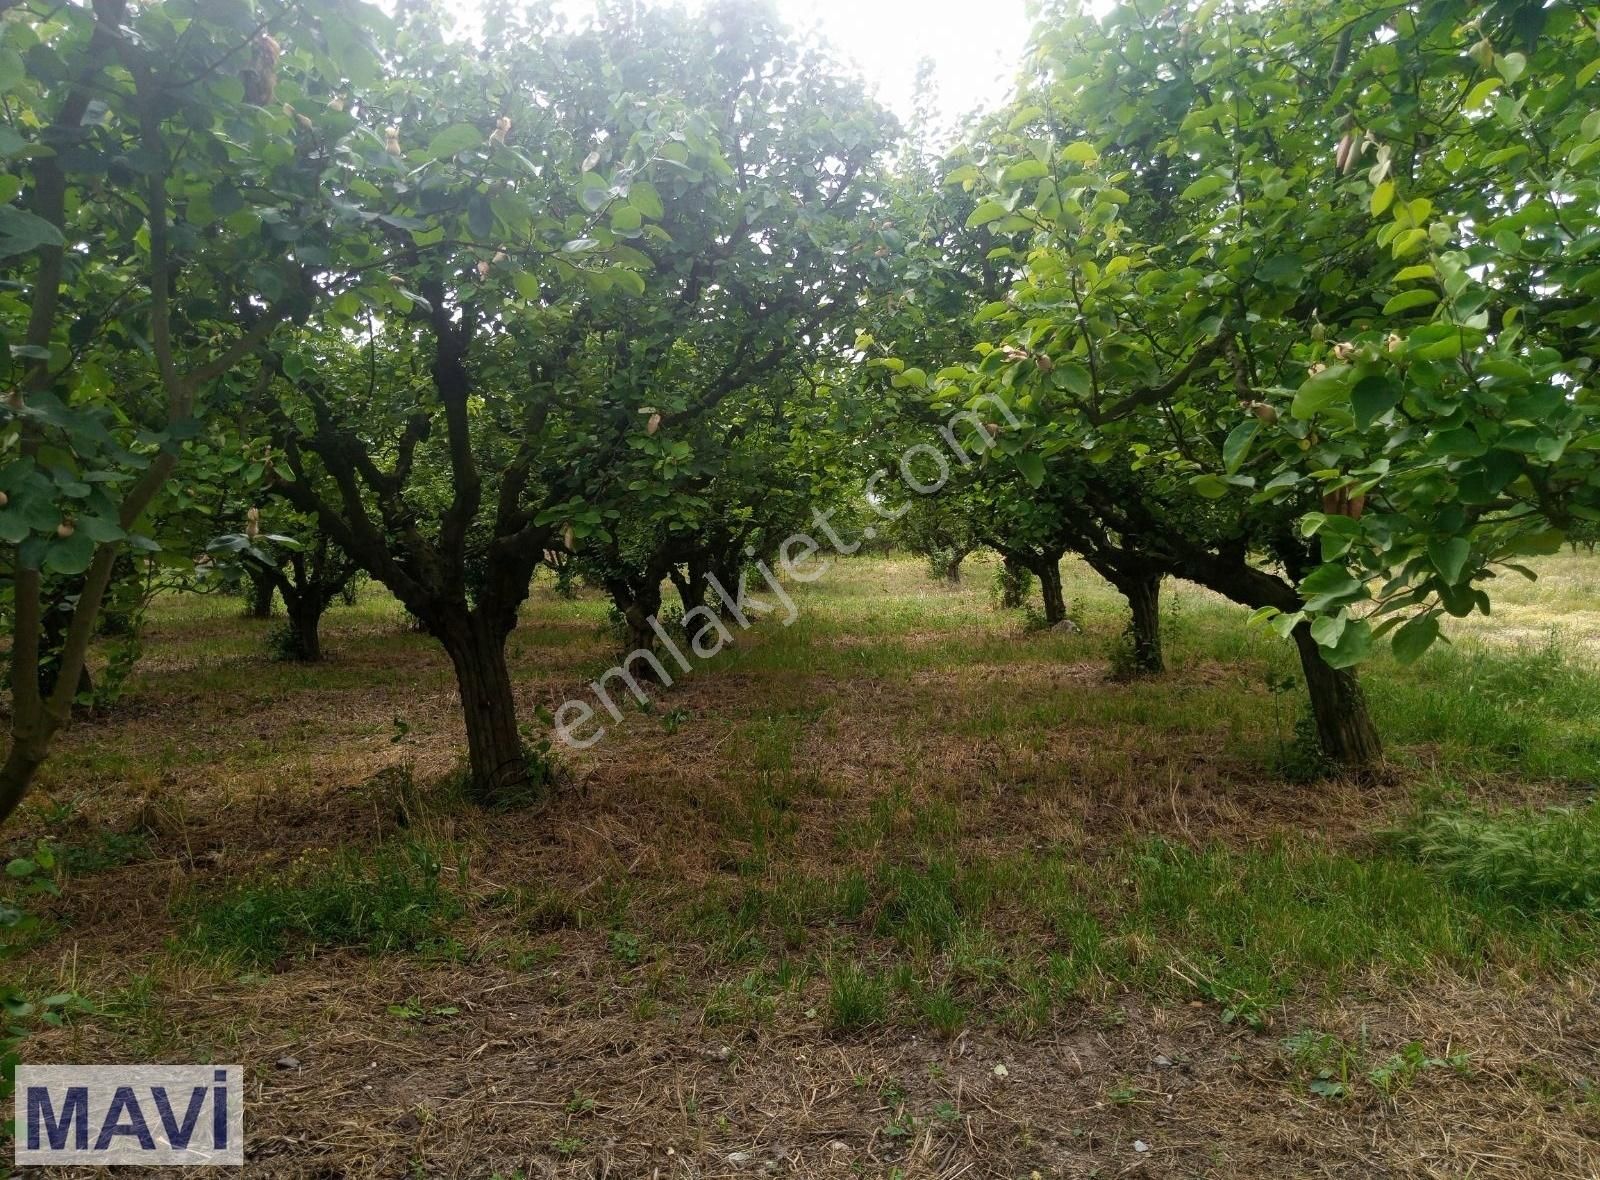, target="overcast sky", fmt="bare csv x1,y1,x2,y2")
773,0,1035,134
550,0,1037,139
